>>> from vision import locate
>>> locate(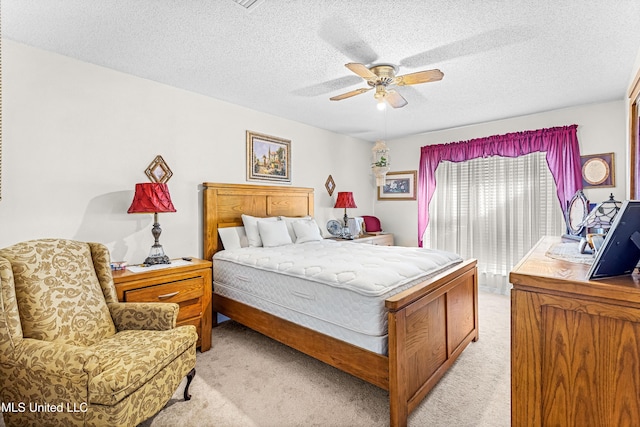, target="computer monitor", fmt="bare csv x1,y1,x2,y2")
587,200,640,280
